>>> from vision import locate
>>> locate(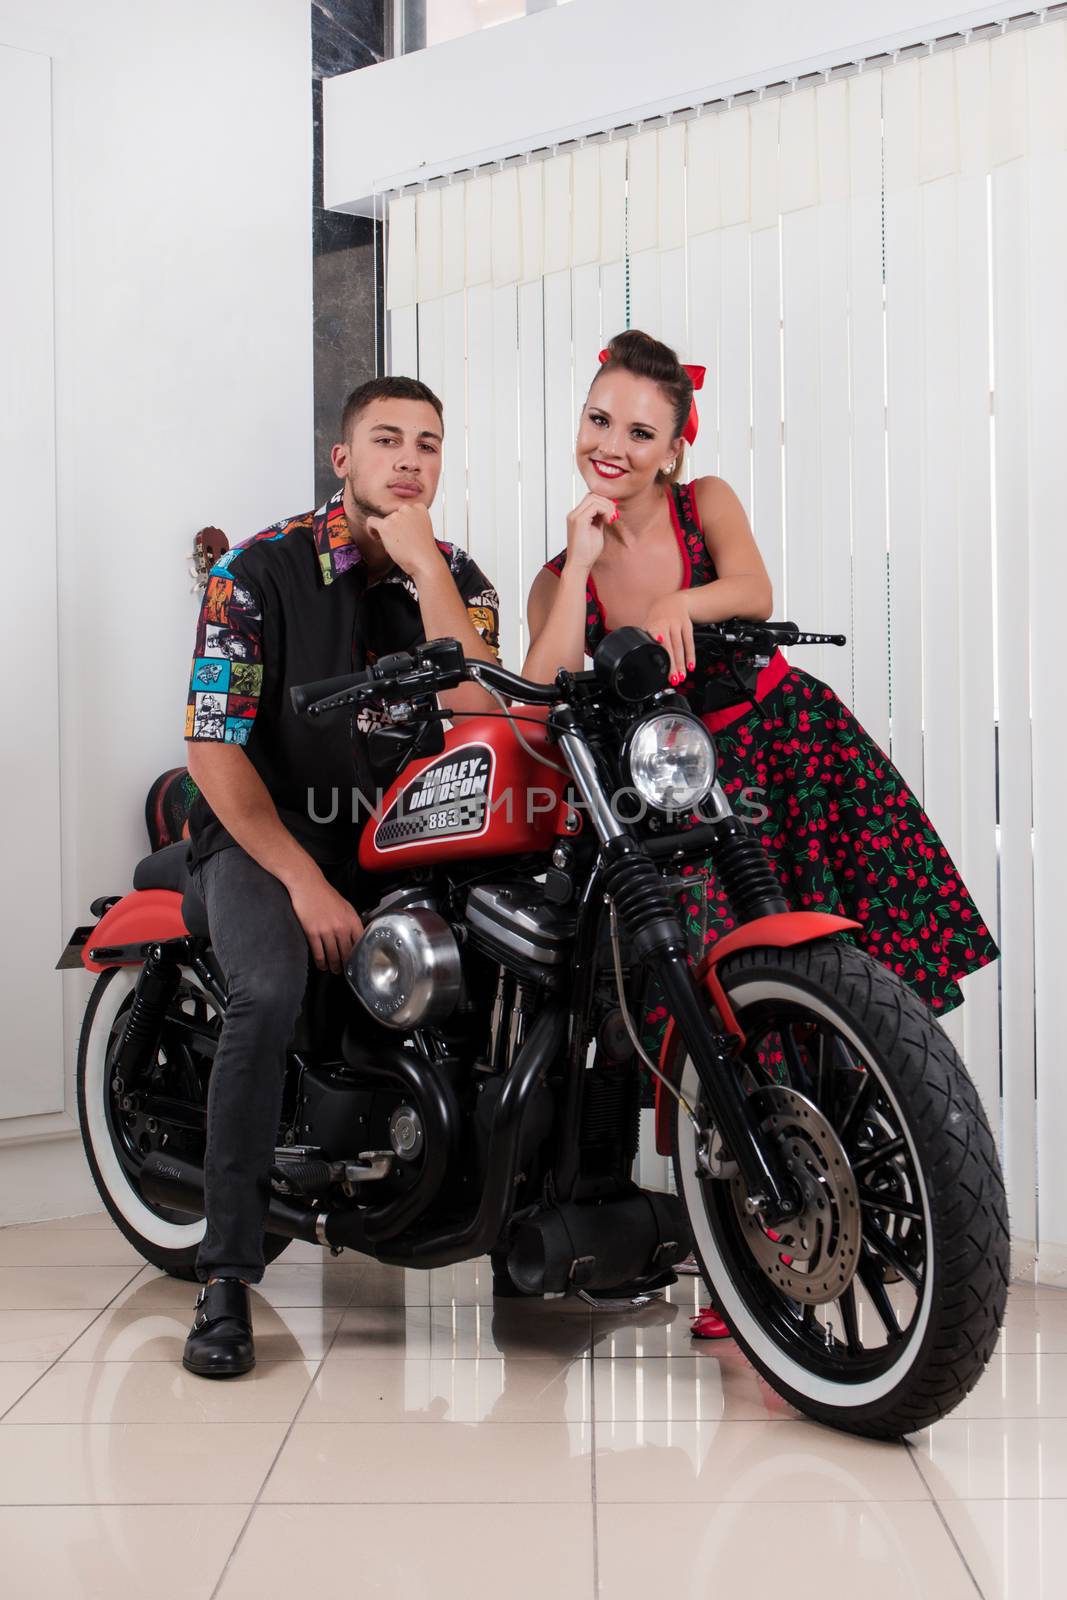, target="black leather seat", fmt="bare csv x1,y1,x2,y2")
132,841,209,938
